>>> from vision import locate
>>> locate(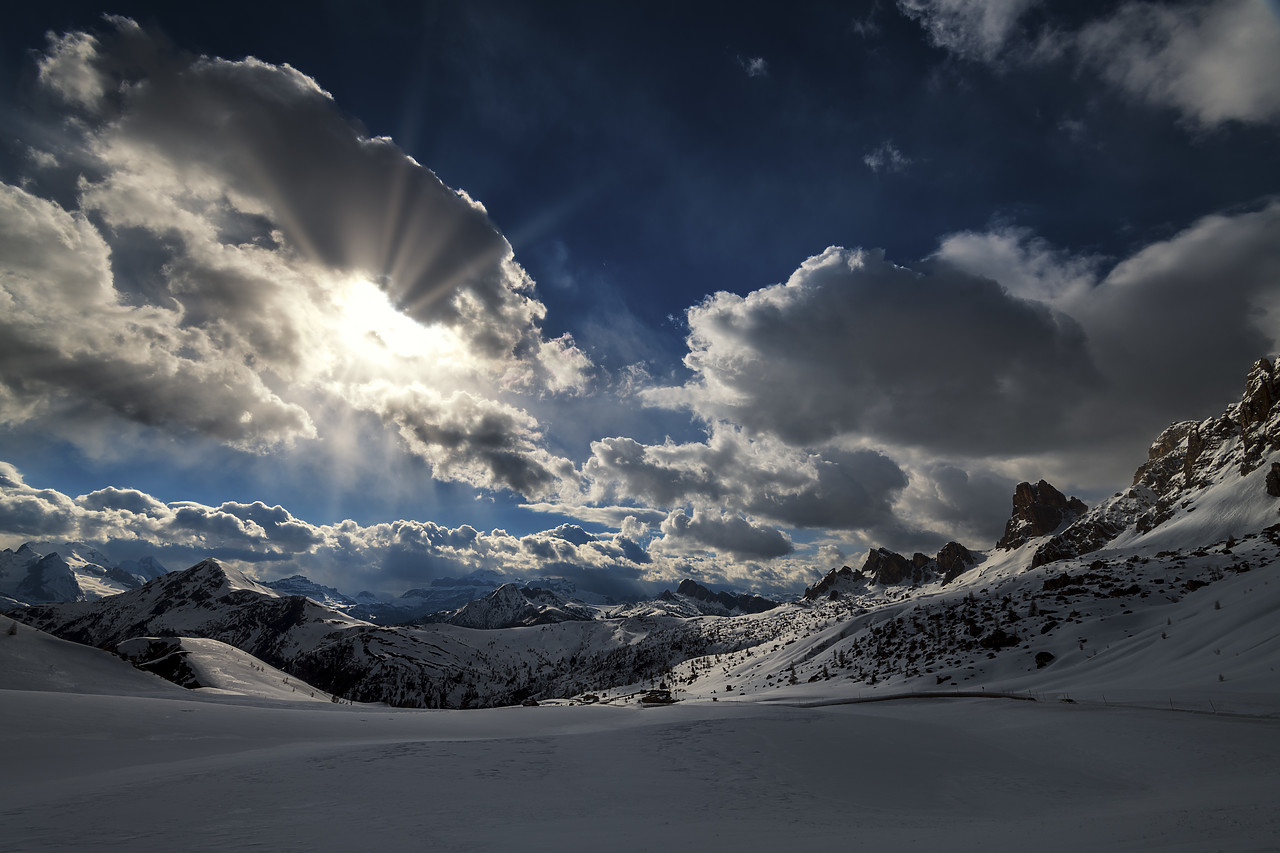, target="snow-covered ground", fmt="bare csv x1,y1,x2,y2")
3,611,1279,851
